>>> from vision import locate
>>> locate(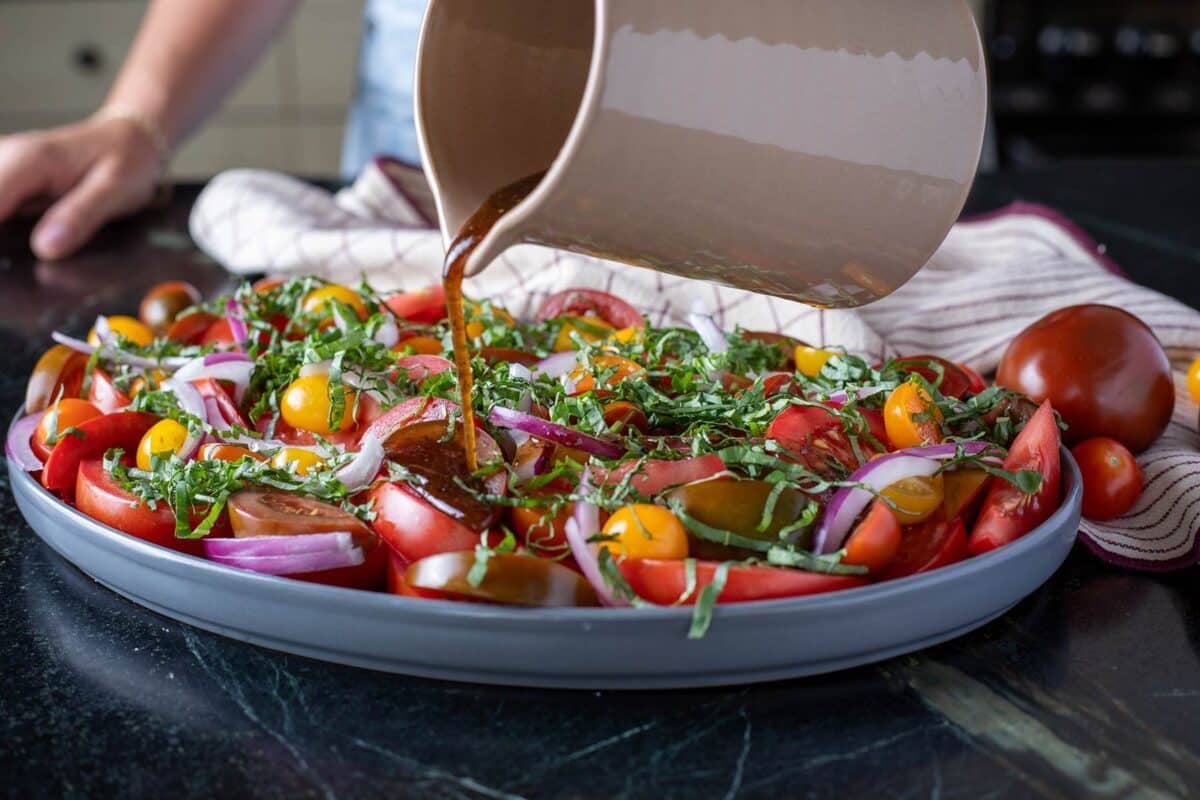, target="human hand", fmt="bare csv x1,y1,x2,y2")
0,113,165,260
